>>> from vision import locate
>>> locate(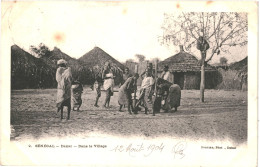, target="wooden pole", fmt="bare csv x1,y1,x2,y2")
133,64,138,107
153,60,158,116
